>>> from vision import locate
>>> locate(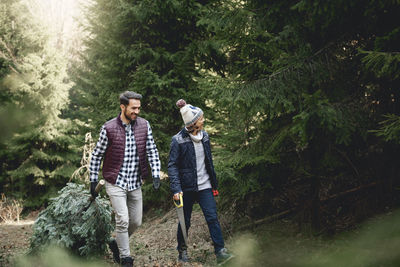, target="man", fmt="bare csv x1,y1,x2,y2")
168,99,233,265
89,91,161,267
